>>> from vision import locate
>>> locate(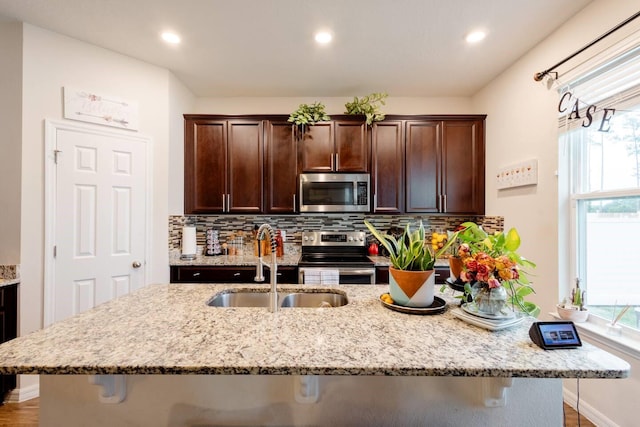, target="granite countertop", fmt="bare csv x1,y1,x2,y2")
0,278,19,288
0,284,629,378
